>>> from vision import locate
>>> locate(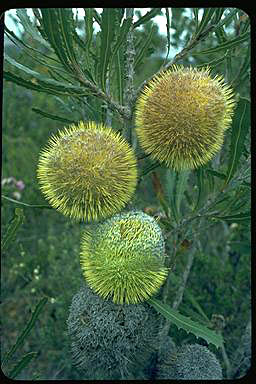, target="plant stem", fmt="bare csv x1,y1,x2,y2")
157,244,196,351
122,8,135,144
